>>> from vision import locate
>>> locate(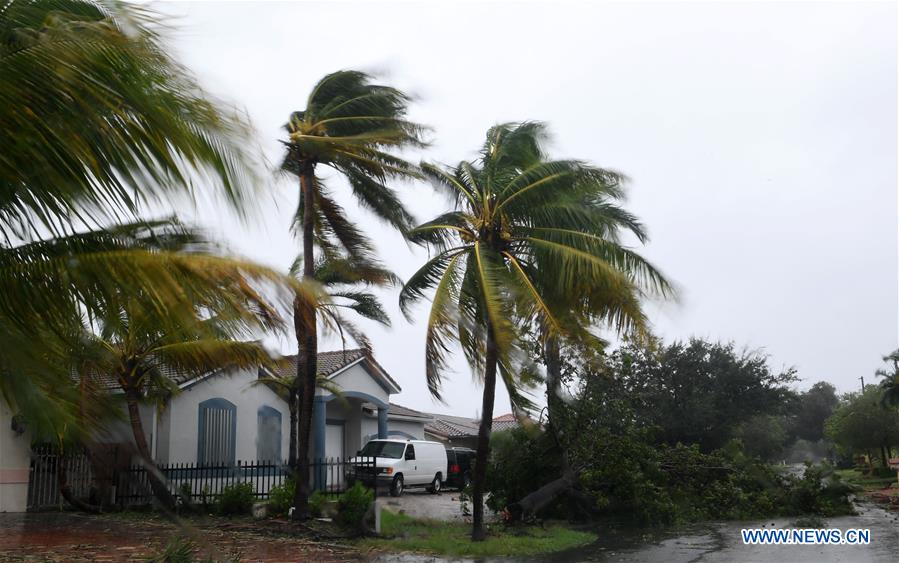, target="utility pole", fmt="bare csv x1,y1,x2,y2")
859,376,866,392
